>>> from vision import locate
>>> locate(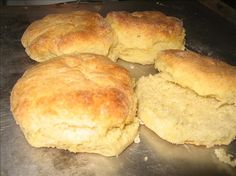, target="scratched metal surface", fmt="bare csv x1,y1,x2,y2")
1,1,236,176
